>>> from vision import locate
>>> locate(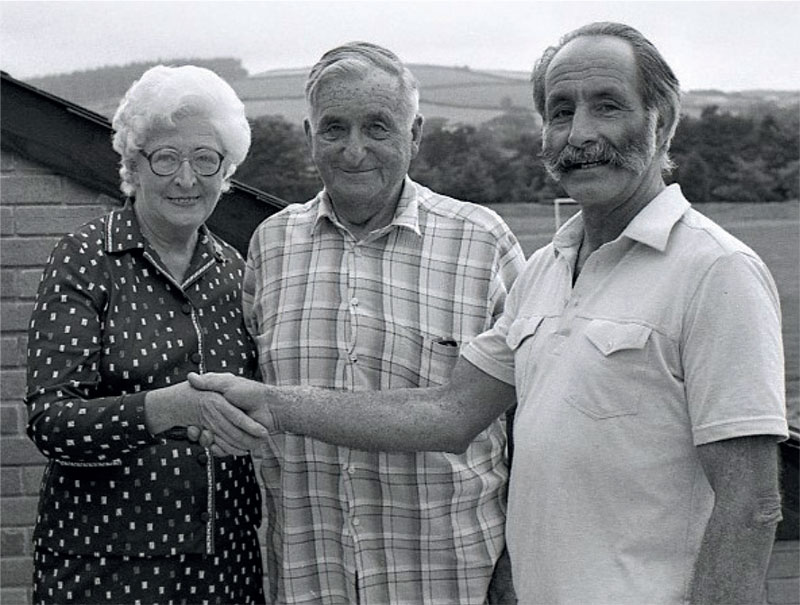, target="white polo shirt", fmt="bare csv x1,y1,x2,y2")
463,184,788,604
